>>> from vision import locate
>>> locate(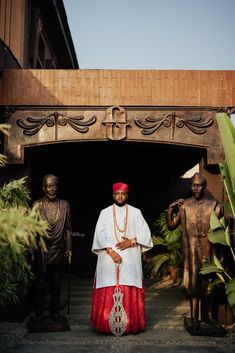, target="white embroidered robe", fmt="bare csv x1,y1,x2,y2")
92,204,153,289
